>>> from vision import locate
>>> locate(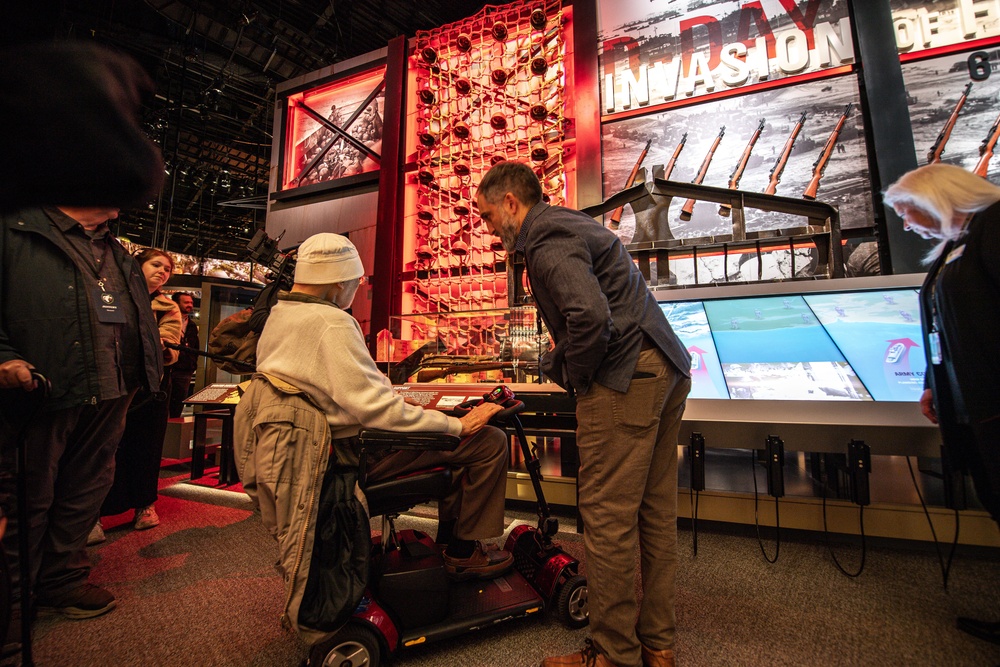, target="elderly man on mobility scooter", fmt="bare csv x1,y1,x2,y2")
233,233,510,645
